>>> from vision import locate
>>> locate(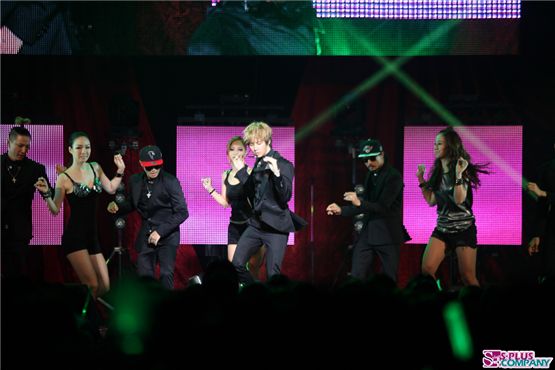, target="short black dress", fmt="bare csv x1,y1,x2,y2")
61,163,102,255
225,170,252,244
